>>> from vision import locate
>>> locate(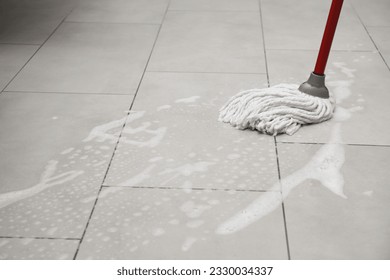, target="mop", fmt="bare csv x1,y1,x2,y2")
219,0,344,136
